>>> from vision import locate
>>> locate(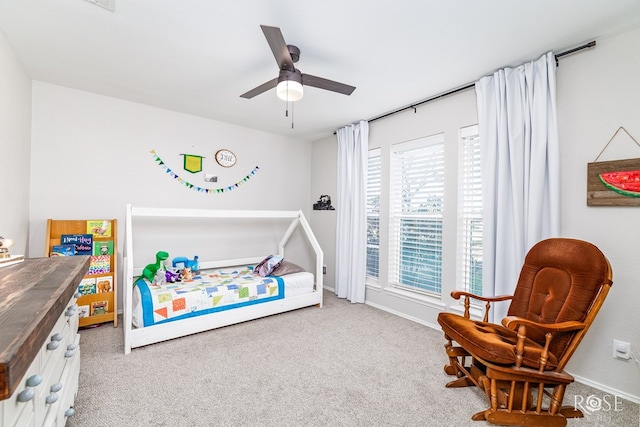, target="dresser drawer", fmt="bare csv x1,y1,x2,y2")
43,333,81,427
1,353,42,427
1,292,81,427
37,303,80,427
